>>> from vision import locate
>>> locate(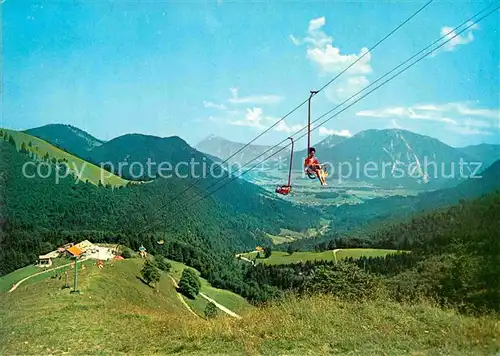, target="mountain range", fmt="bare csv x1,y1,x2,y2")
459,143,500,168
23,124,500,191
293,129,489,189
197,130,499,189
7,123,498,247
87,134,209,180
195,134,290,167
